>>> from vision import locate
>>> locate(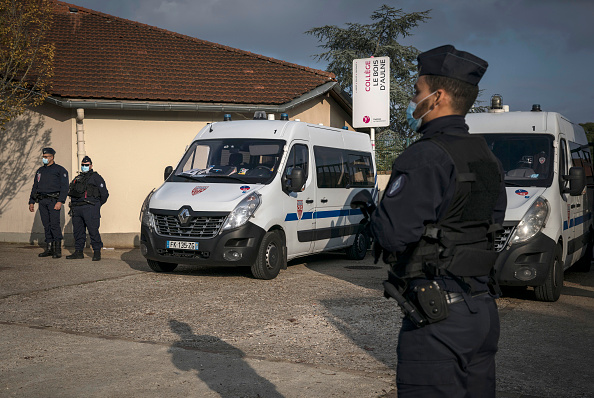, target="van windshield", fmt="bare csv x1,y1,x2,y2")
479,134,554,187
170,138,285,184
